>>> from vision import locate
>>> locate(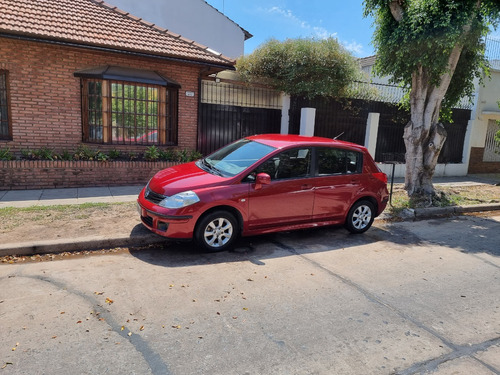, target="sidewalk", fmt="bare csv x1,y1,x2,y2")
0,185,144,208
1,175,499,209
1,175,499,258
